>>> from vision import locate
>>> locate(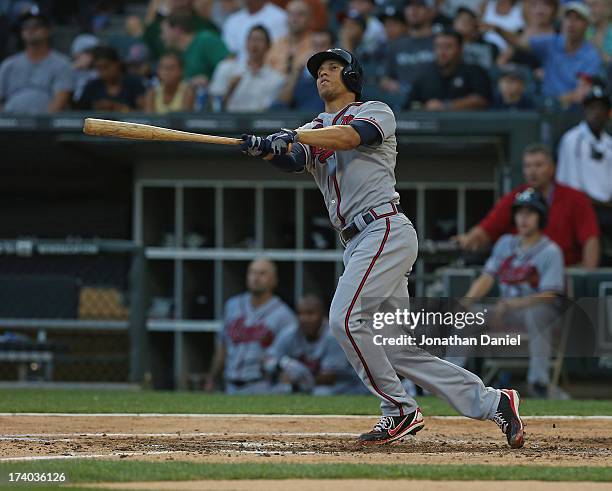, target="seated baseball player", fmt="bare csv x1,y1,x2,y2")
452,188,565,398
263,294,366,395
205,258,298,394
454,143,600,268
